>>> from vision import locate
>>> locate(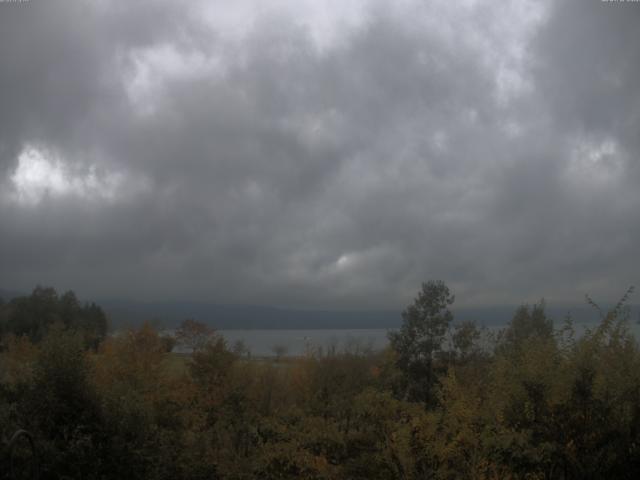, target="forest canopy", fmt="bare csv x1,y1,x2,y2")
0,286,108,348
1,283,640,479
